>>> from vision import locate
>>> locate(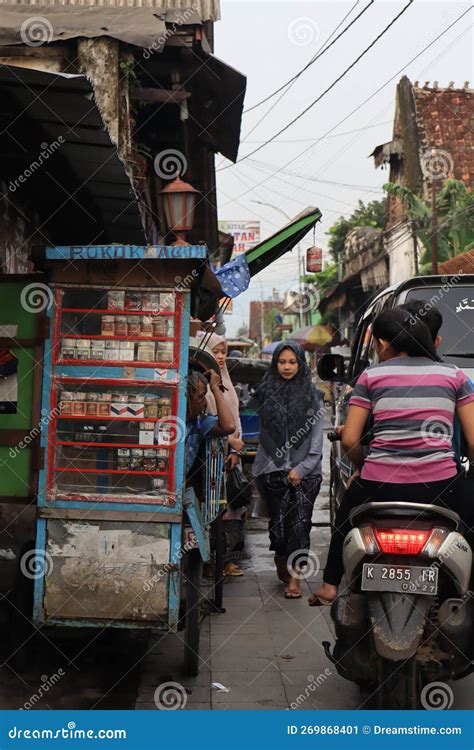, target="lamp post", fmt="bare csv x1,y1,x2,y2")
160,175,199,246
251,200,291,222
